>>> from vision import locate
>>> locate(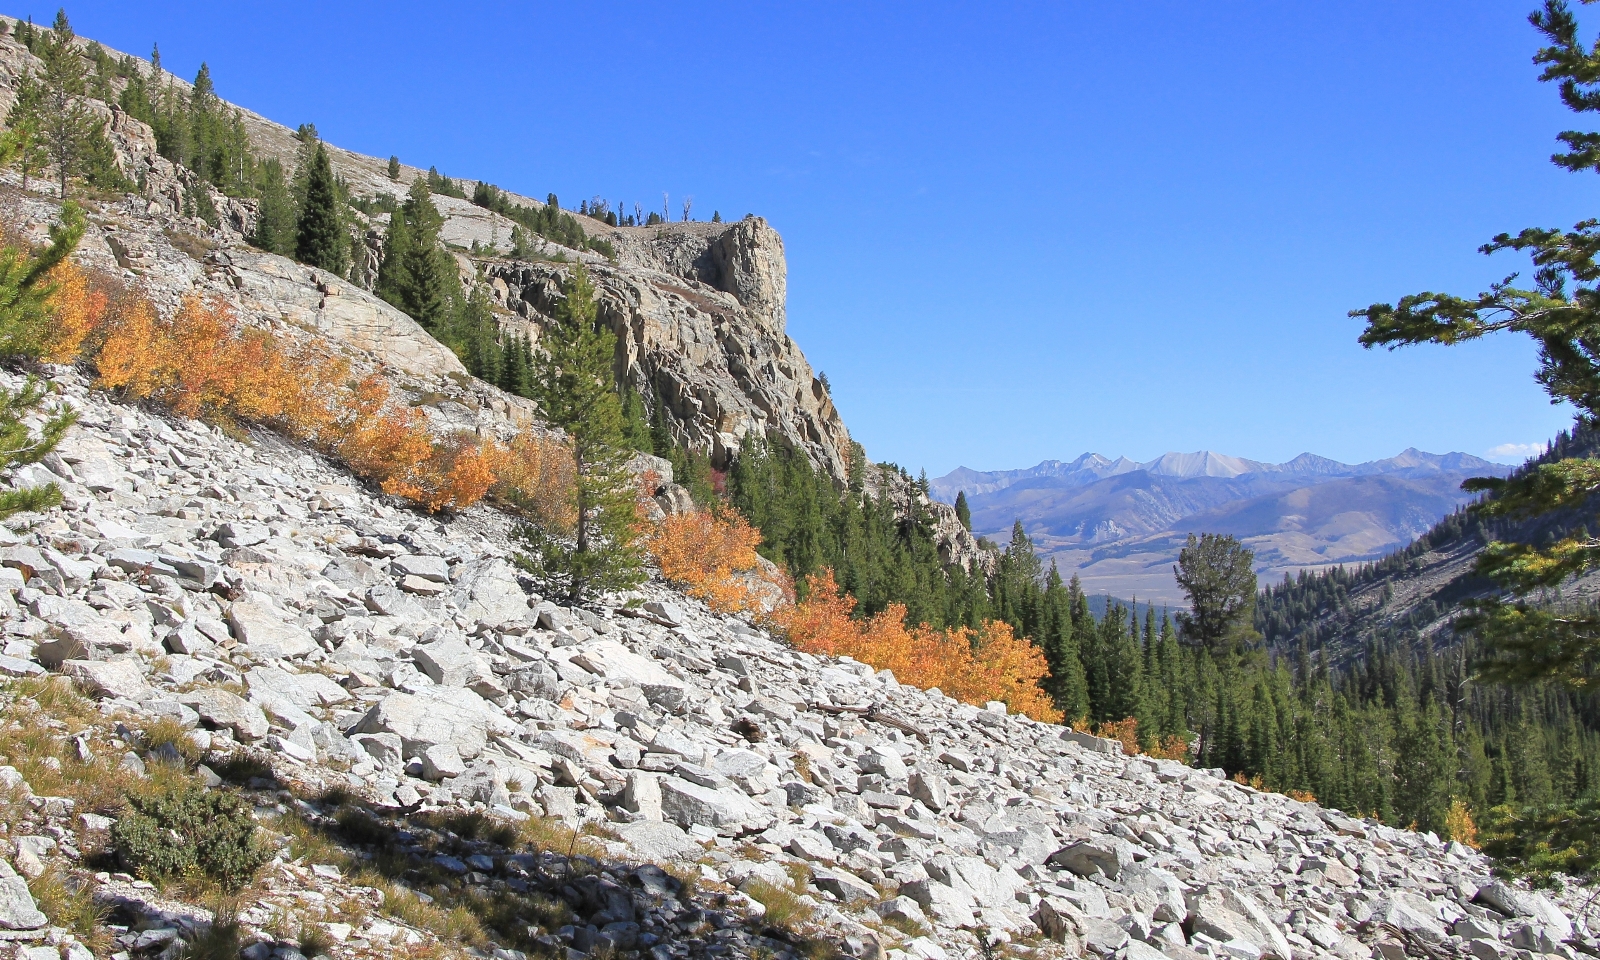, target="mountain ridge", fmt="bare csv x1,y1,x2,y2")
931,447,1507,502
934,448,1513,601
